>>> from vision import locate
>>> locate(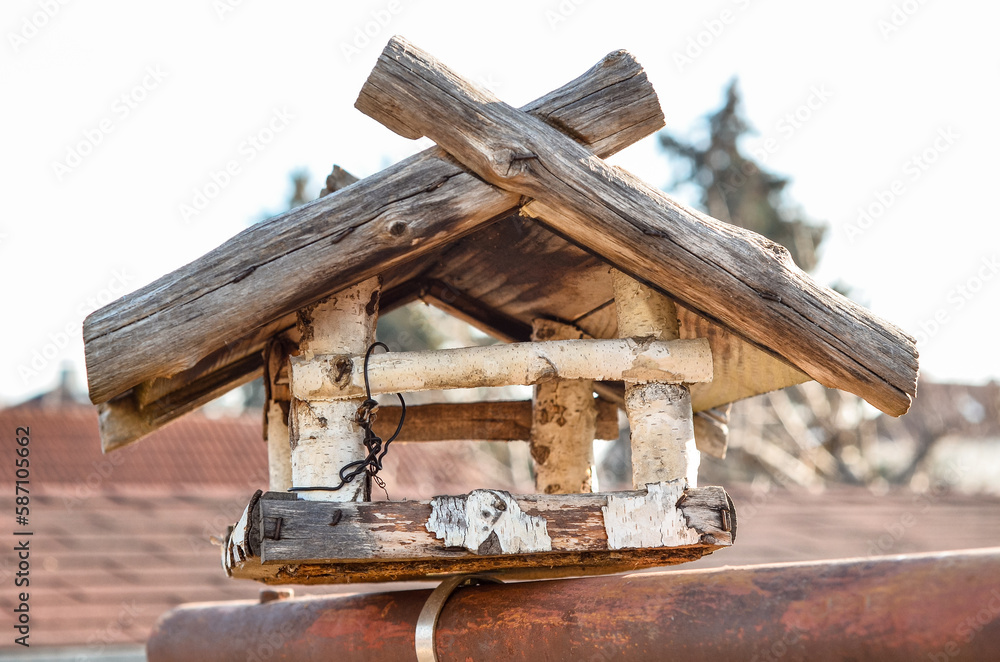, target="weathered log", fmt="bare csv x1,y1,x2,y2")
151,548,1000,662
613,270,699,488
98,352,263,453
289,278,379,502
291,338,713,400
530,319,597,494
224,483,734,583
356,36,918,416
84,49,665,405
371,400,619,443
